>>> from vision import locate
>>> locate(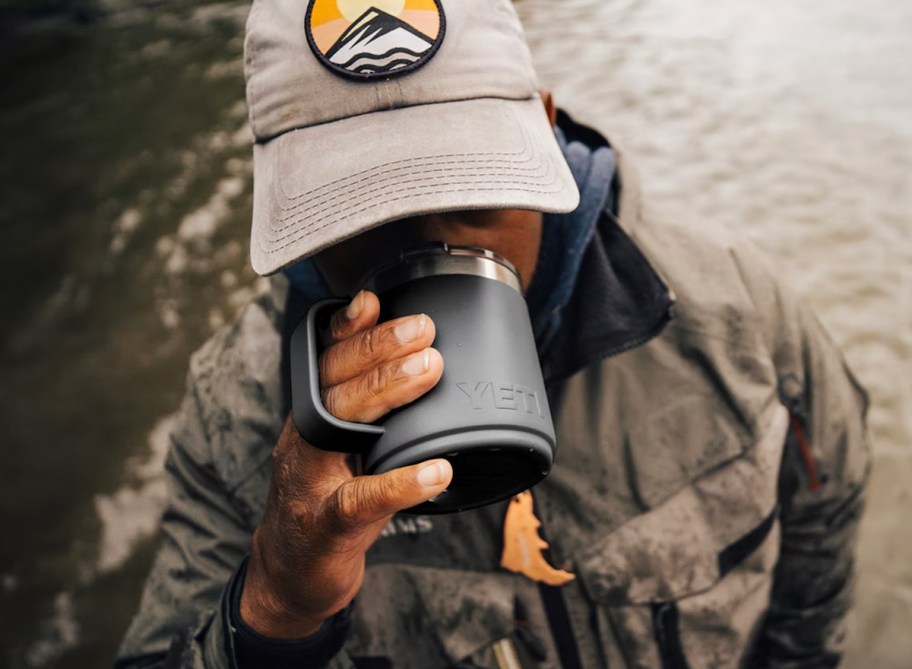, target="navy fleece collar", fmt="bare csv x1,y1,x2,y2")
524,126,616,350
